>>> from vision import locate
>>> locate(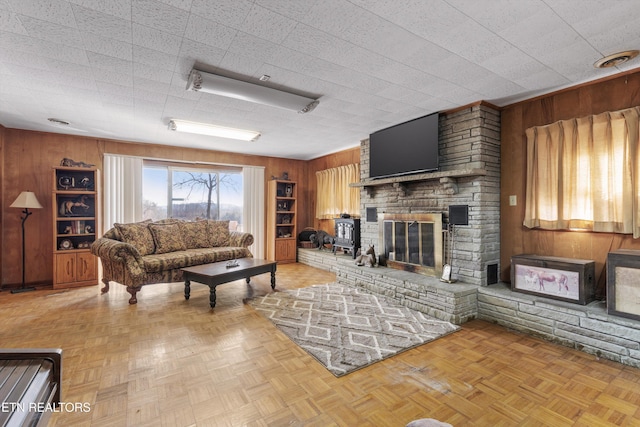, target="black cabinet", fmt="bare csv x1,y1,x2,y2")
333,218,360,259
